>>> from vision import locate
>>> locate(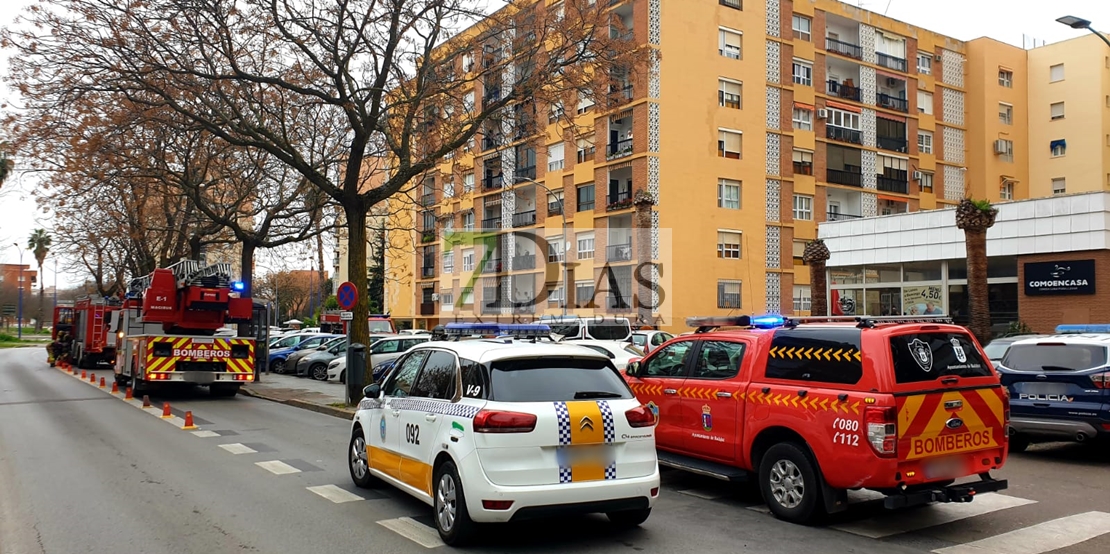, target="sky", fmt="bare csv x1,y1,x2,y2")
1,0,1109,287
